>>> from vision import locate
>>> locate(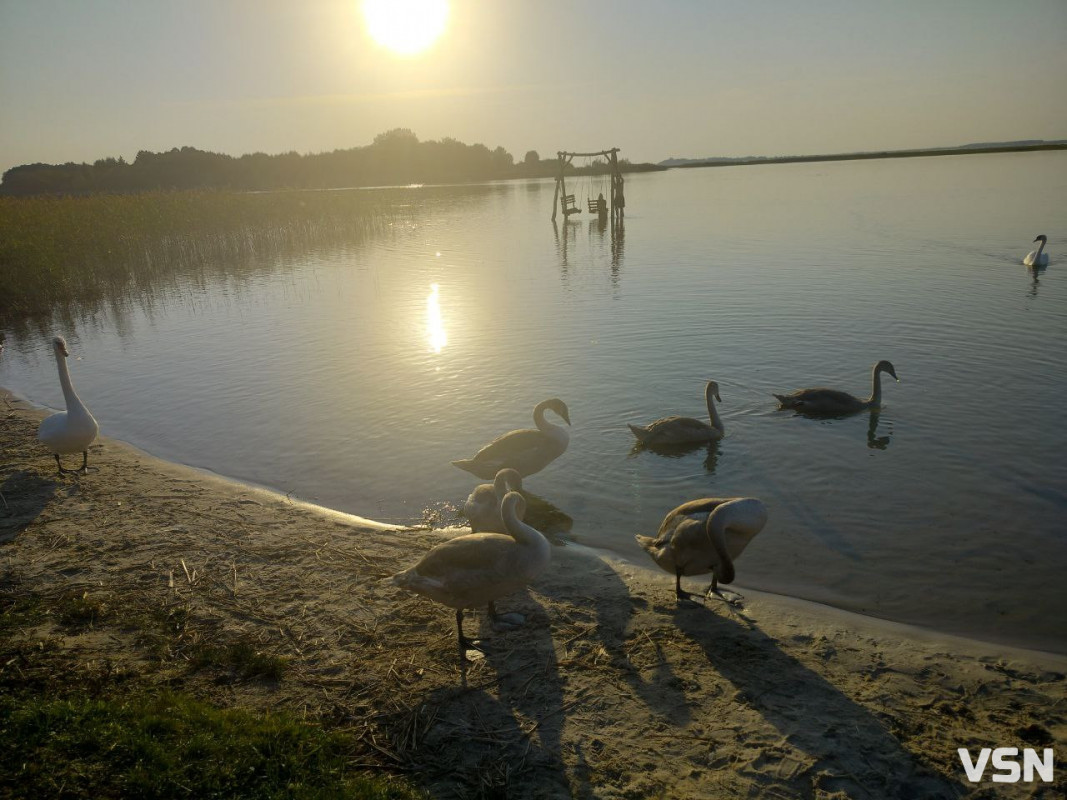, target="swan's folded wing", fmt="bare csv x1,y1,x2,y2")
469,428,546,463
801,388,856,404
413,534,515,579
657,498,732,535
